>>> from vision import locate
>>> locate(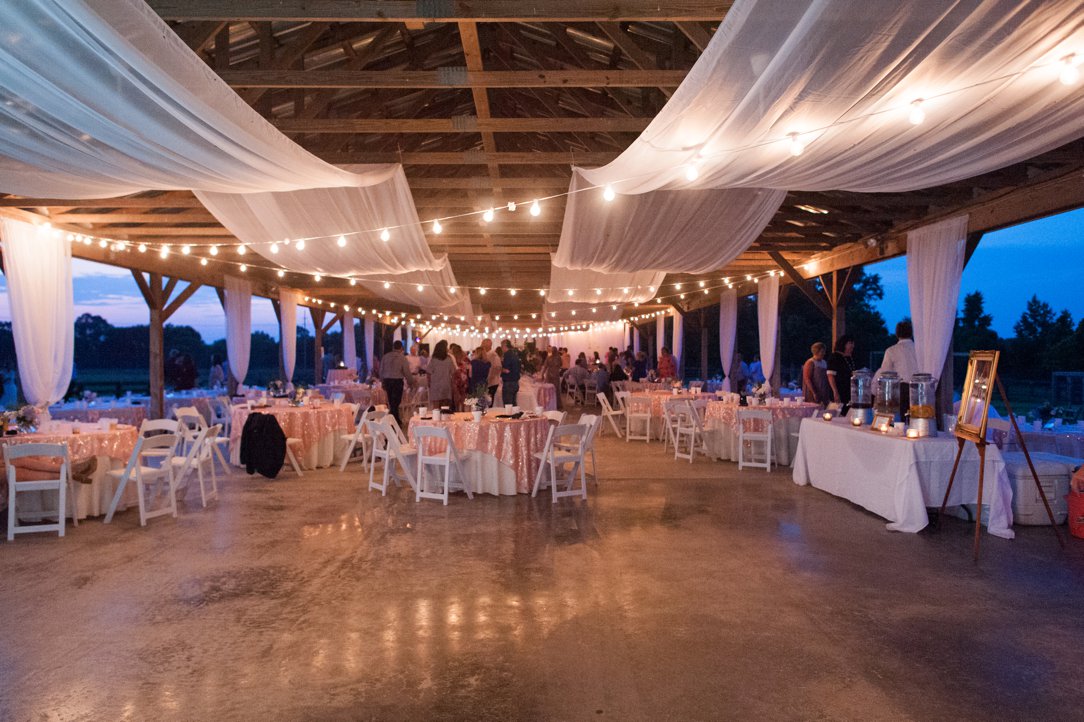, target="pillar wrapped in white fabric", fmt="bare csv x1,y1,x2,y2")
279,289,300,382
343,312,357,372
673,312,684,379
363,318,375,376
719,289,738,392
223,276,251,385
907,216,969,381
0,218,73,405
757,275,780,392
